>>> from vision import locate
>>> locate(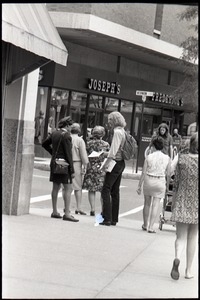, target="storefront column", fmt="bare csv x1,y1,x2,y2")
2,69,39,215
